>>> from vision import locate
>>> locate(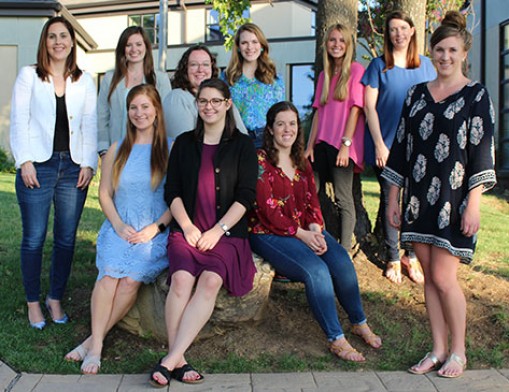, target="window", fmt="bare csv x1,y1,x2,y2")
311,10,316,36
500,20,509,172
289,64,315,122
206,9,223,42
129,13,160,45
205,8,250,43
